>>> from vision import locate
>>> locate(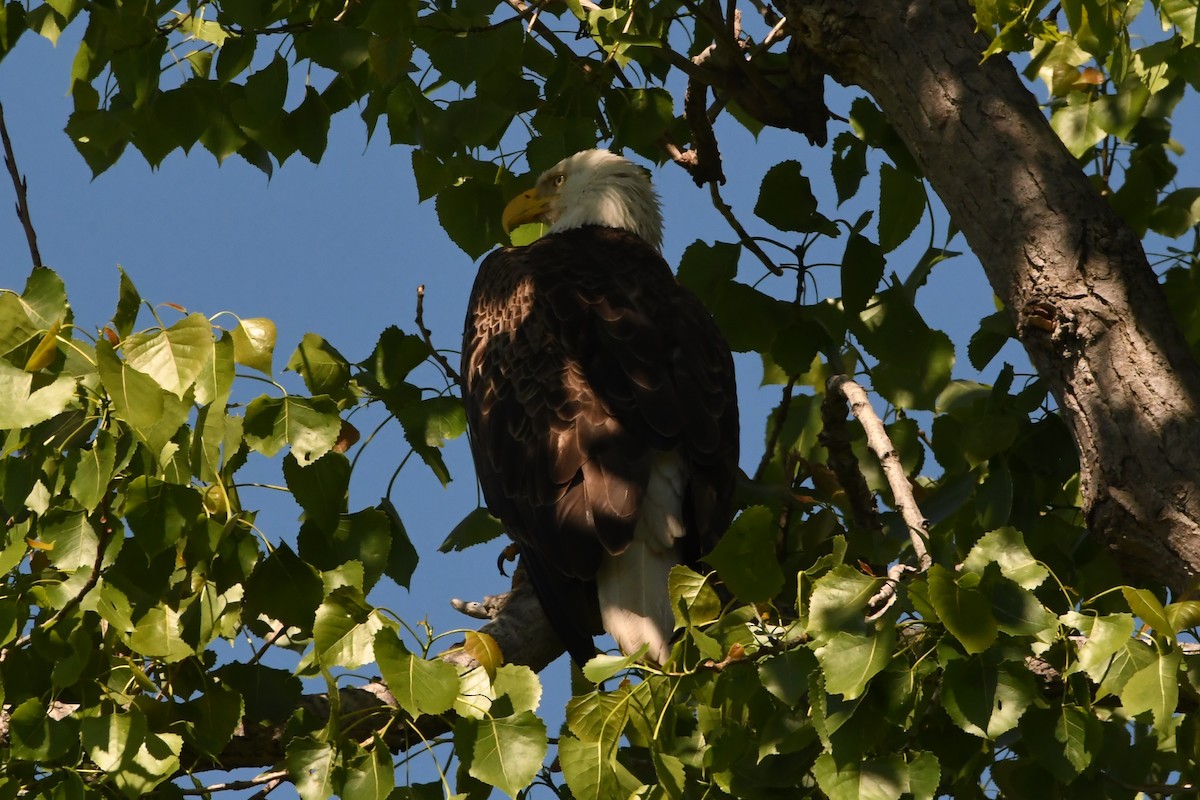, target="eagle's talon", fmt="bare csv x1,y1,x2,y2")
496,542,520,577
